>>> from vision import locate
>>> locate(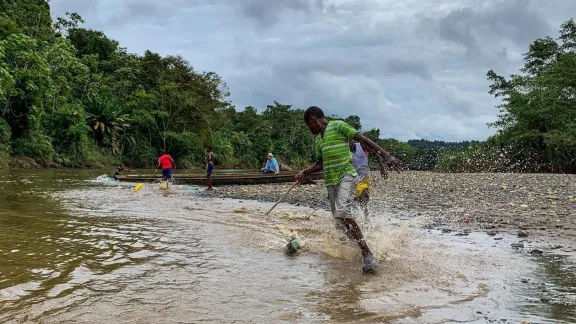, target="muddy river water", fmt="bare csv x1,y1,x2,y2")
1,170,575,323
